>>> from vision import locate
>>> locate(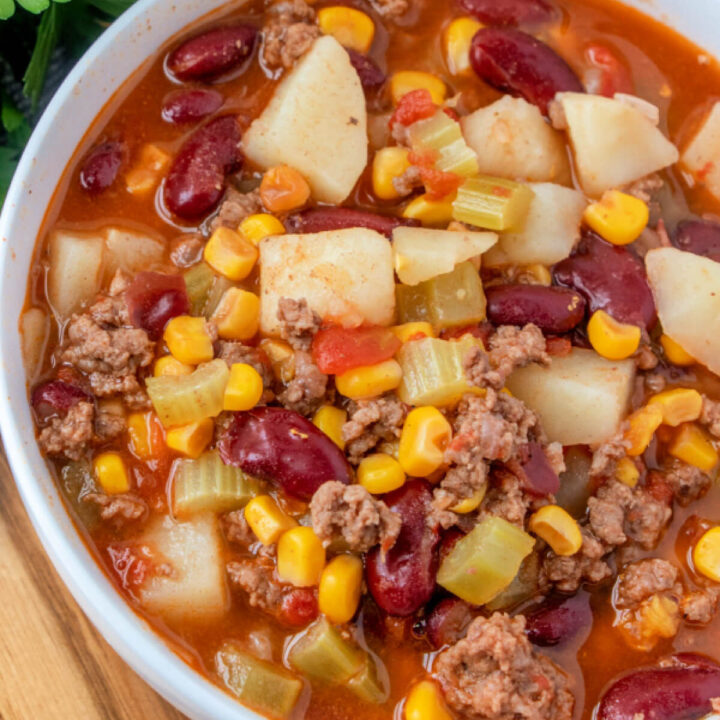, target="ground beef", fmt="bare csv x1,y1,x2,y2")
217,341,274,390
392,165,422,195
310,480,401,552
38,401,95,460
169,233,204,268
371,0,410,20
277,297,321,351
261,0,320,70
664,461,711,505
479,470,531,527
635,343,659,370
681,588,720,624
223,510,256,547
614,559,680,608
645,372,667,393
435,613,574,720
94,399,126,441
83,492,148,526
227,557,285,612
701,396,720,438
342,395,408,464
433,460,489,520
209,188,264,233
277,350,327,416
543,529,612,593
589,428,630,478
